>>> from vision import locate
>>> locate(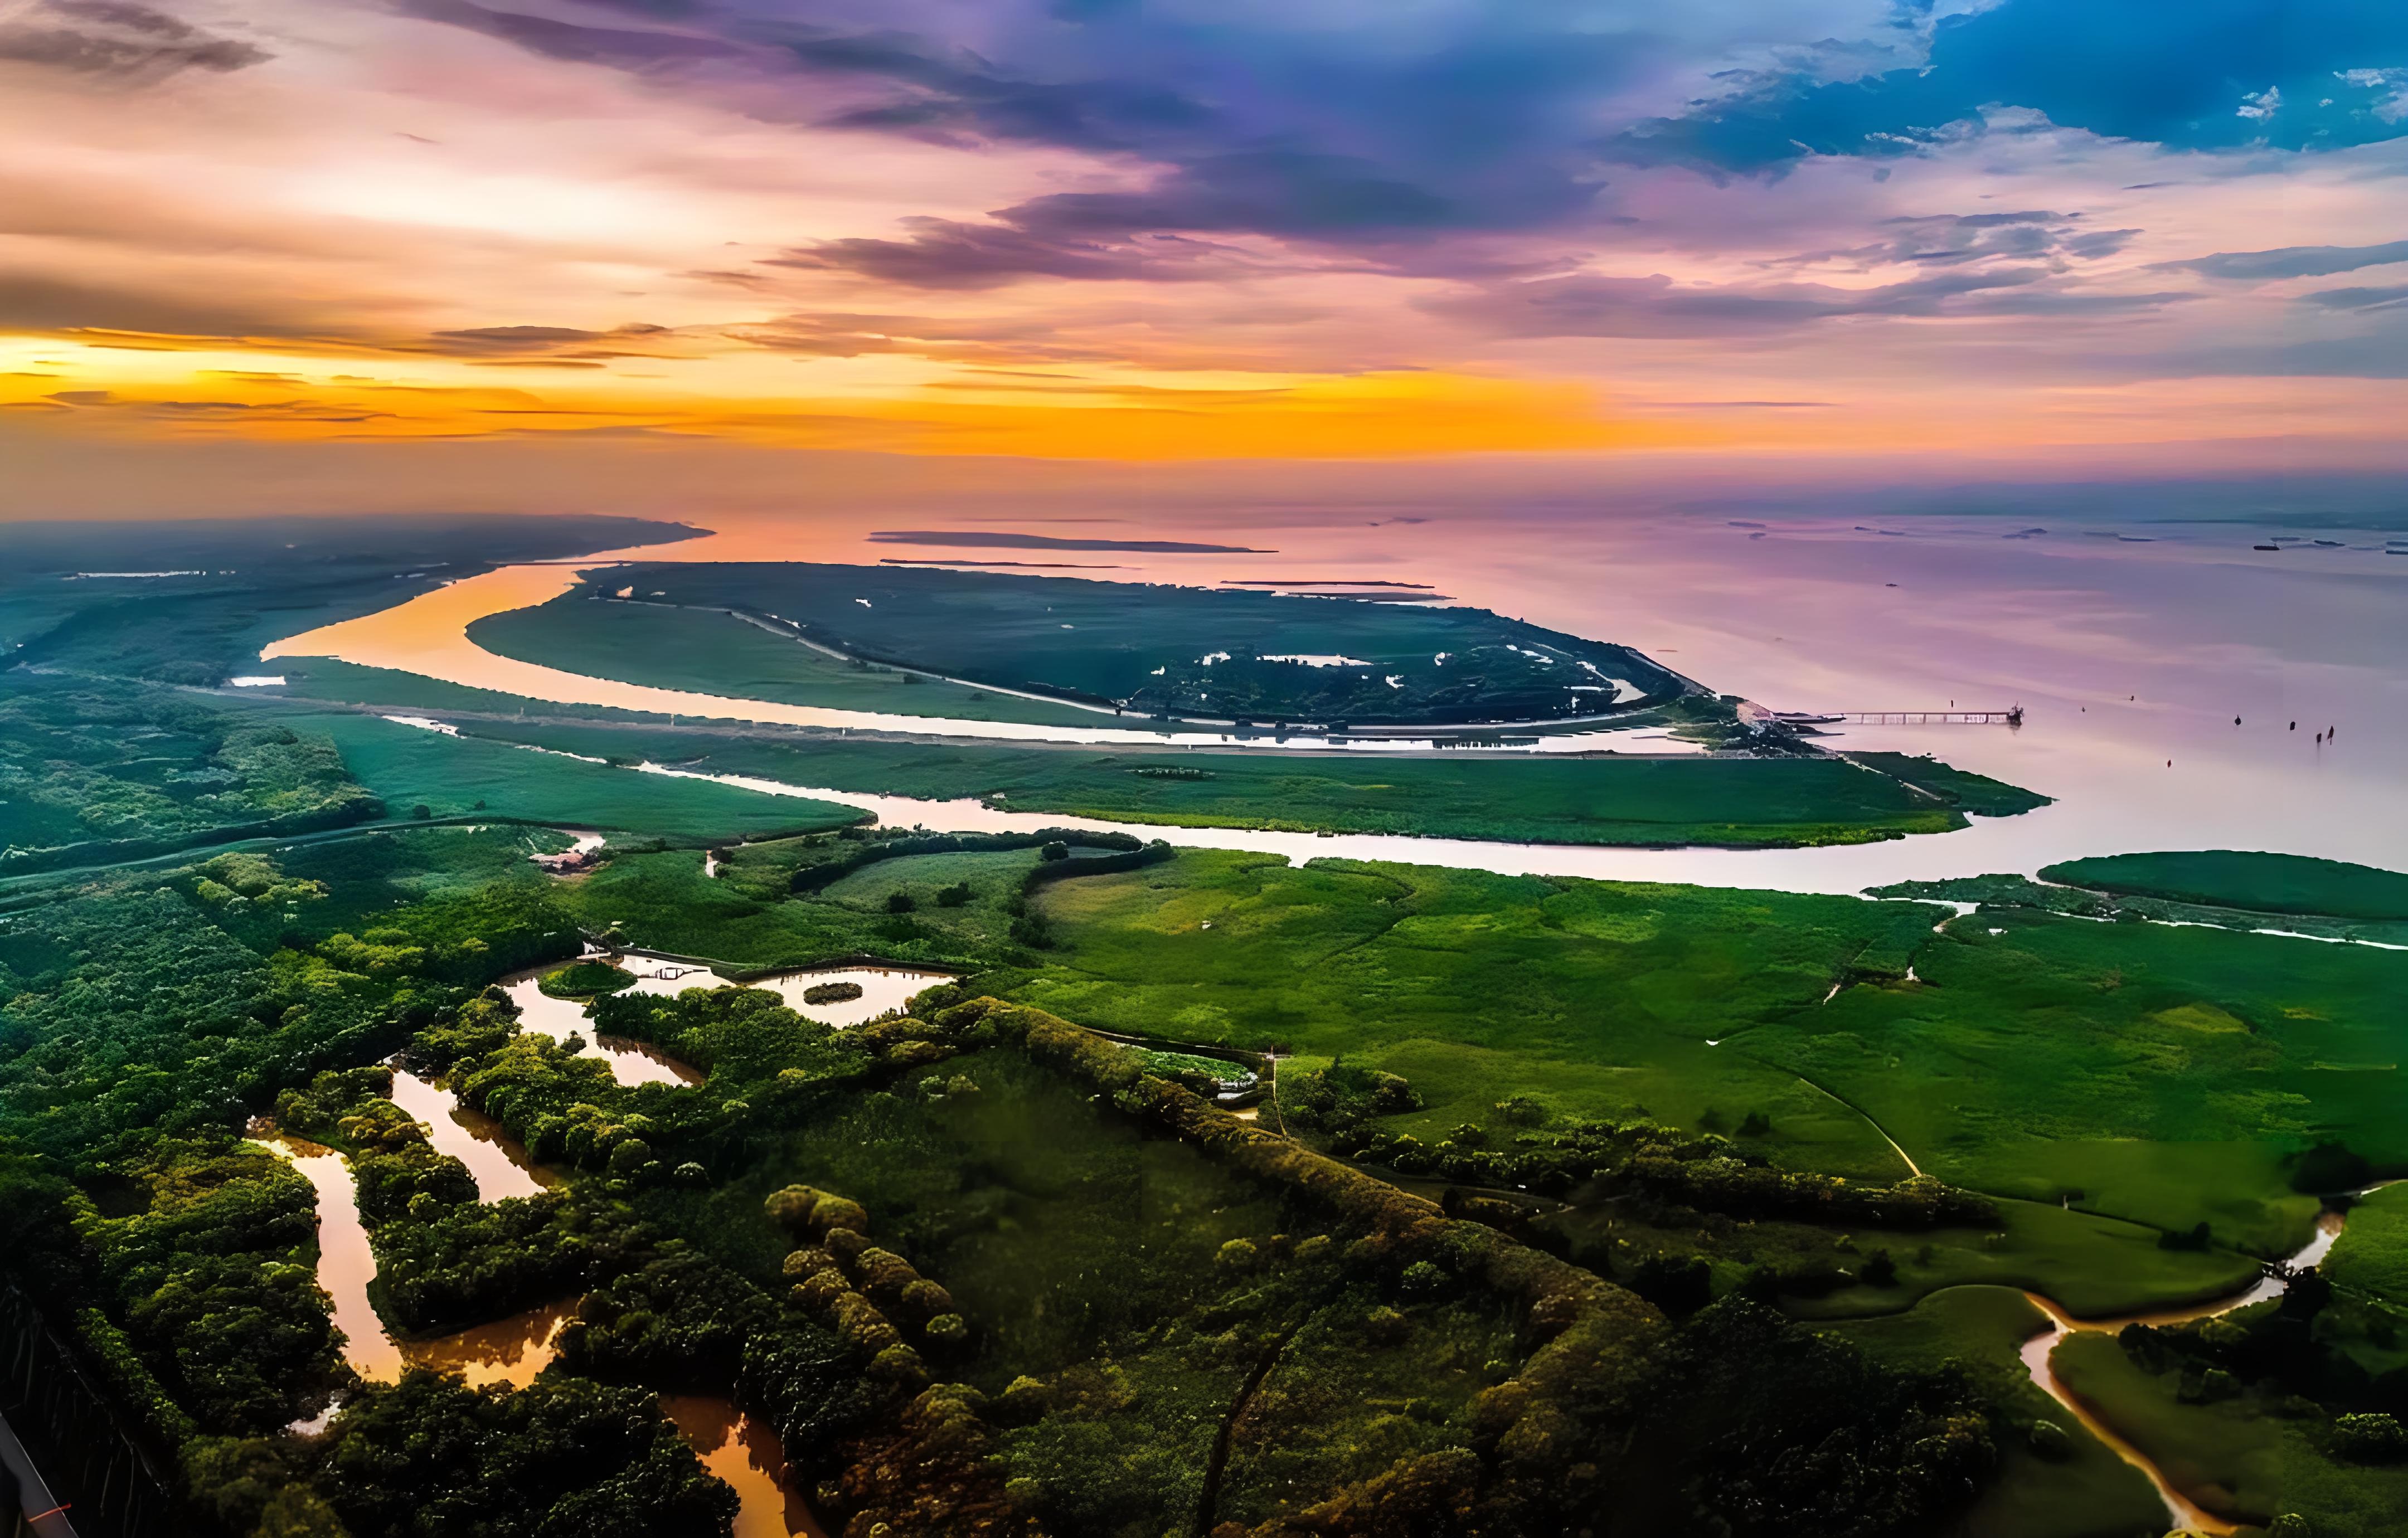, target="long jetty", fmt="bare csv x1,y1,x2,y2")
1837,707,2023,726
